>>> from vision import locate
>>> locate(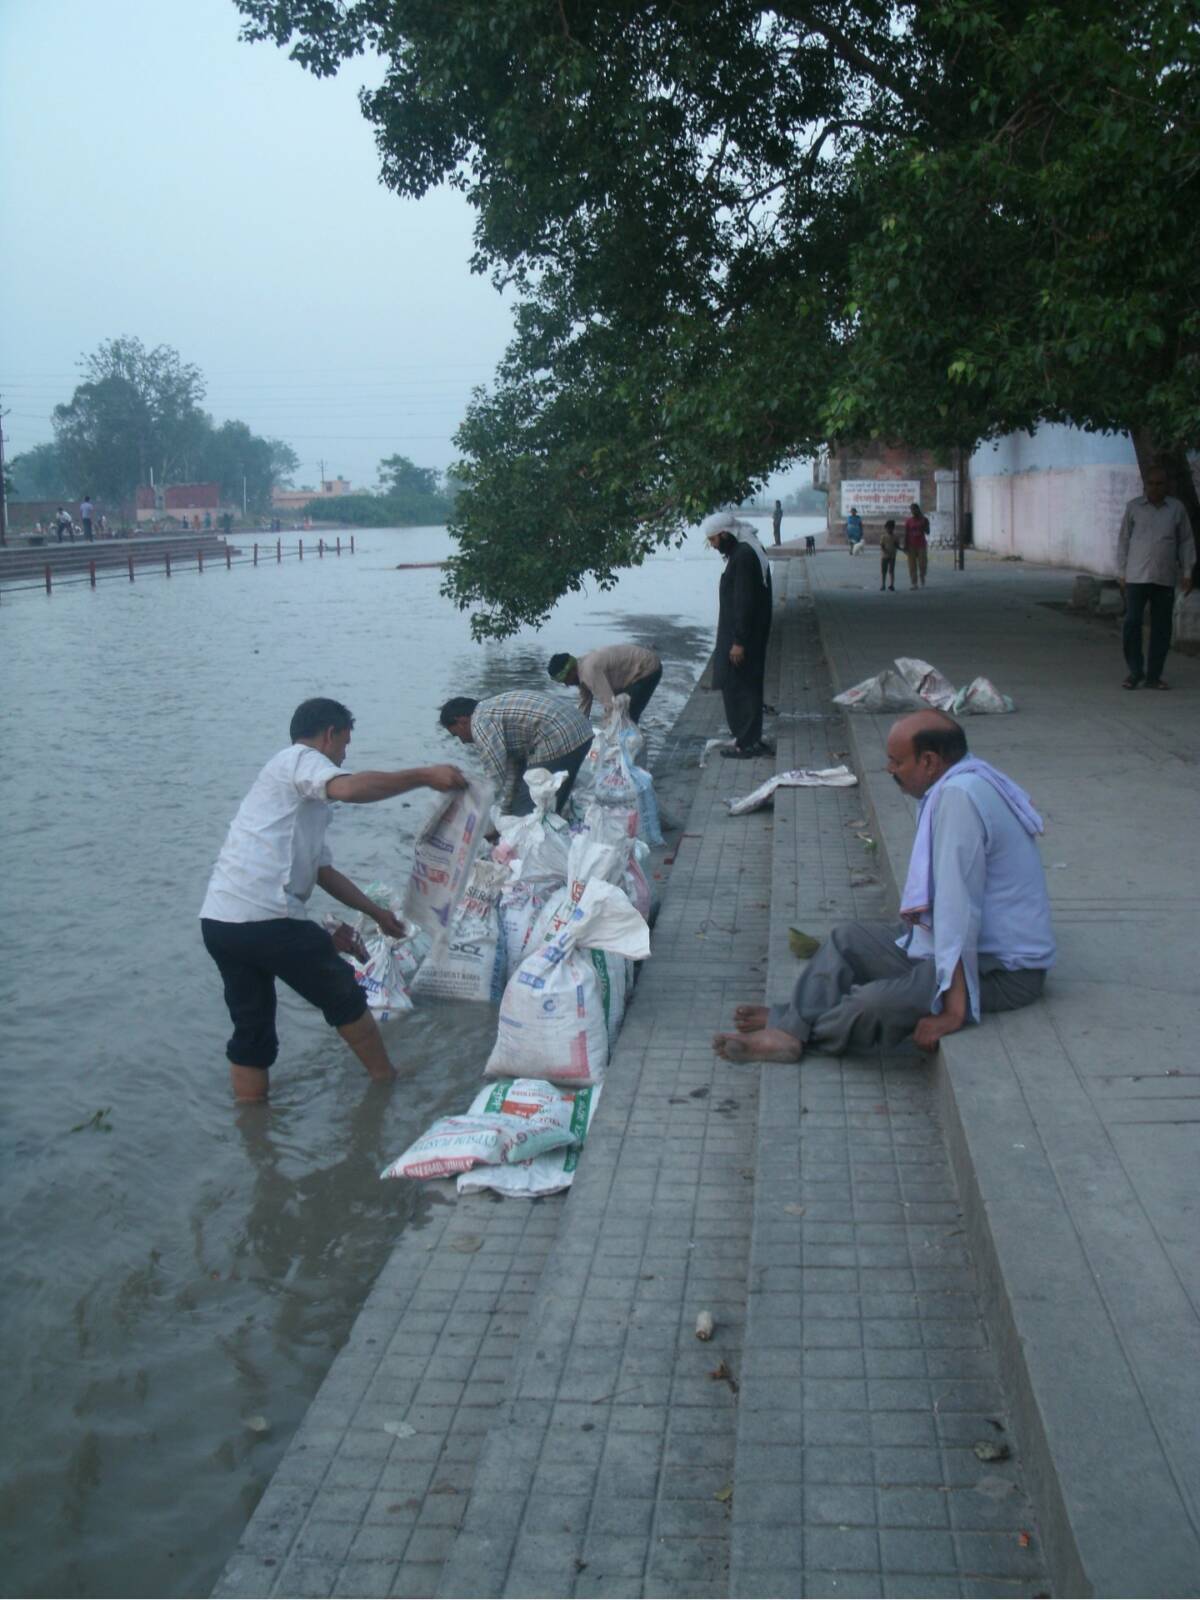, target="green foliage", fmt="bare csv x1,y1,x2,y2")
8,440,72,500
195,420,299,515
830,4,1200,457
378,453,440,498
236,0,1200,631
53,336,208,504
45,336,299,511
301,487,454,526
